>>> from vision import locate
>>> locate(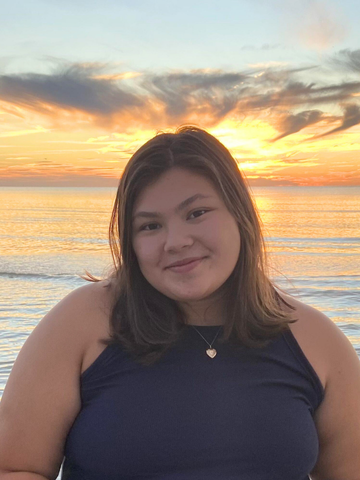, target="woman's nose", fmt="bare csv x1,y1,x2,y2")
163,225,194,252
